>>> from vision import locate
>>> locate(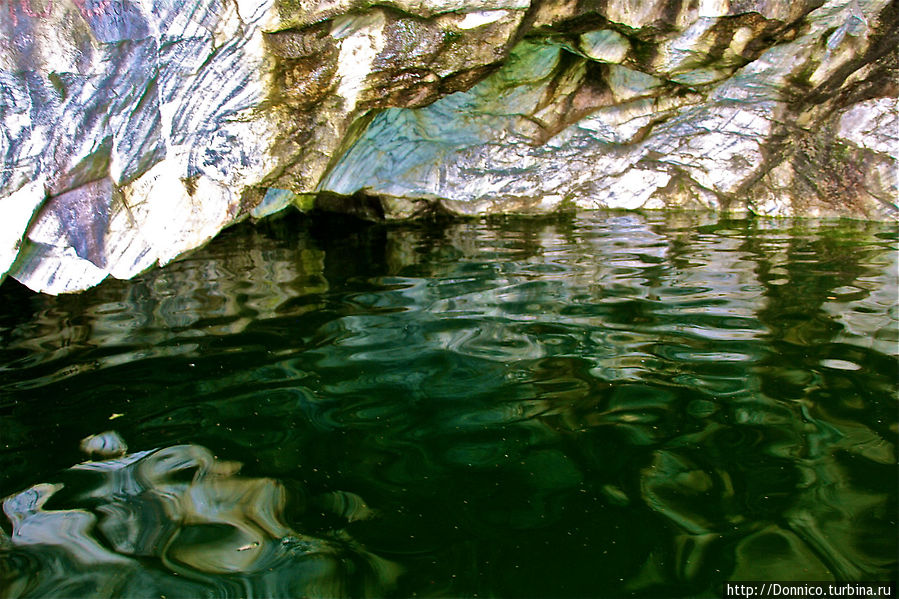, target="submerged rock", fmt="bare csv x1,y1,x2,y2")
0,0,896,293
